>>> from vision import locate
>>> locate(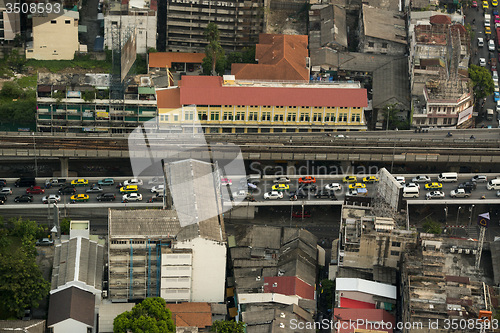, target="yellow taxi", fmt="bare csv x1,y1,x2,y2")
70,194,89,202
493,0,498,6
342,176,357,183
483,0,489,8
485,26,492,34
120,185,139,193
424,182,443,190
71,179,89,186
348,183,366,189
272,184,290,191
363,176,379,183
